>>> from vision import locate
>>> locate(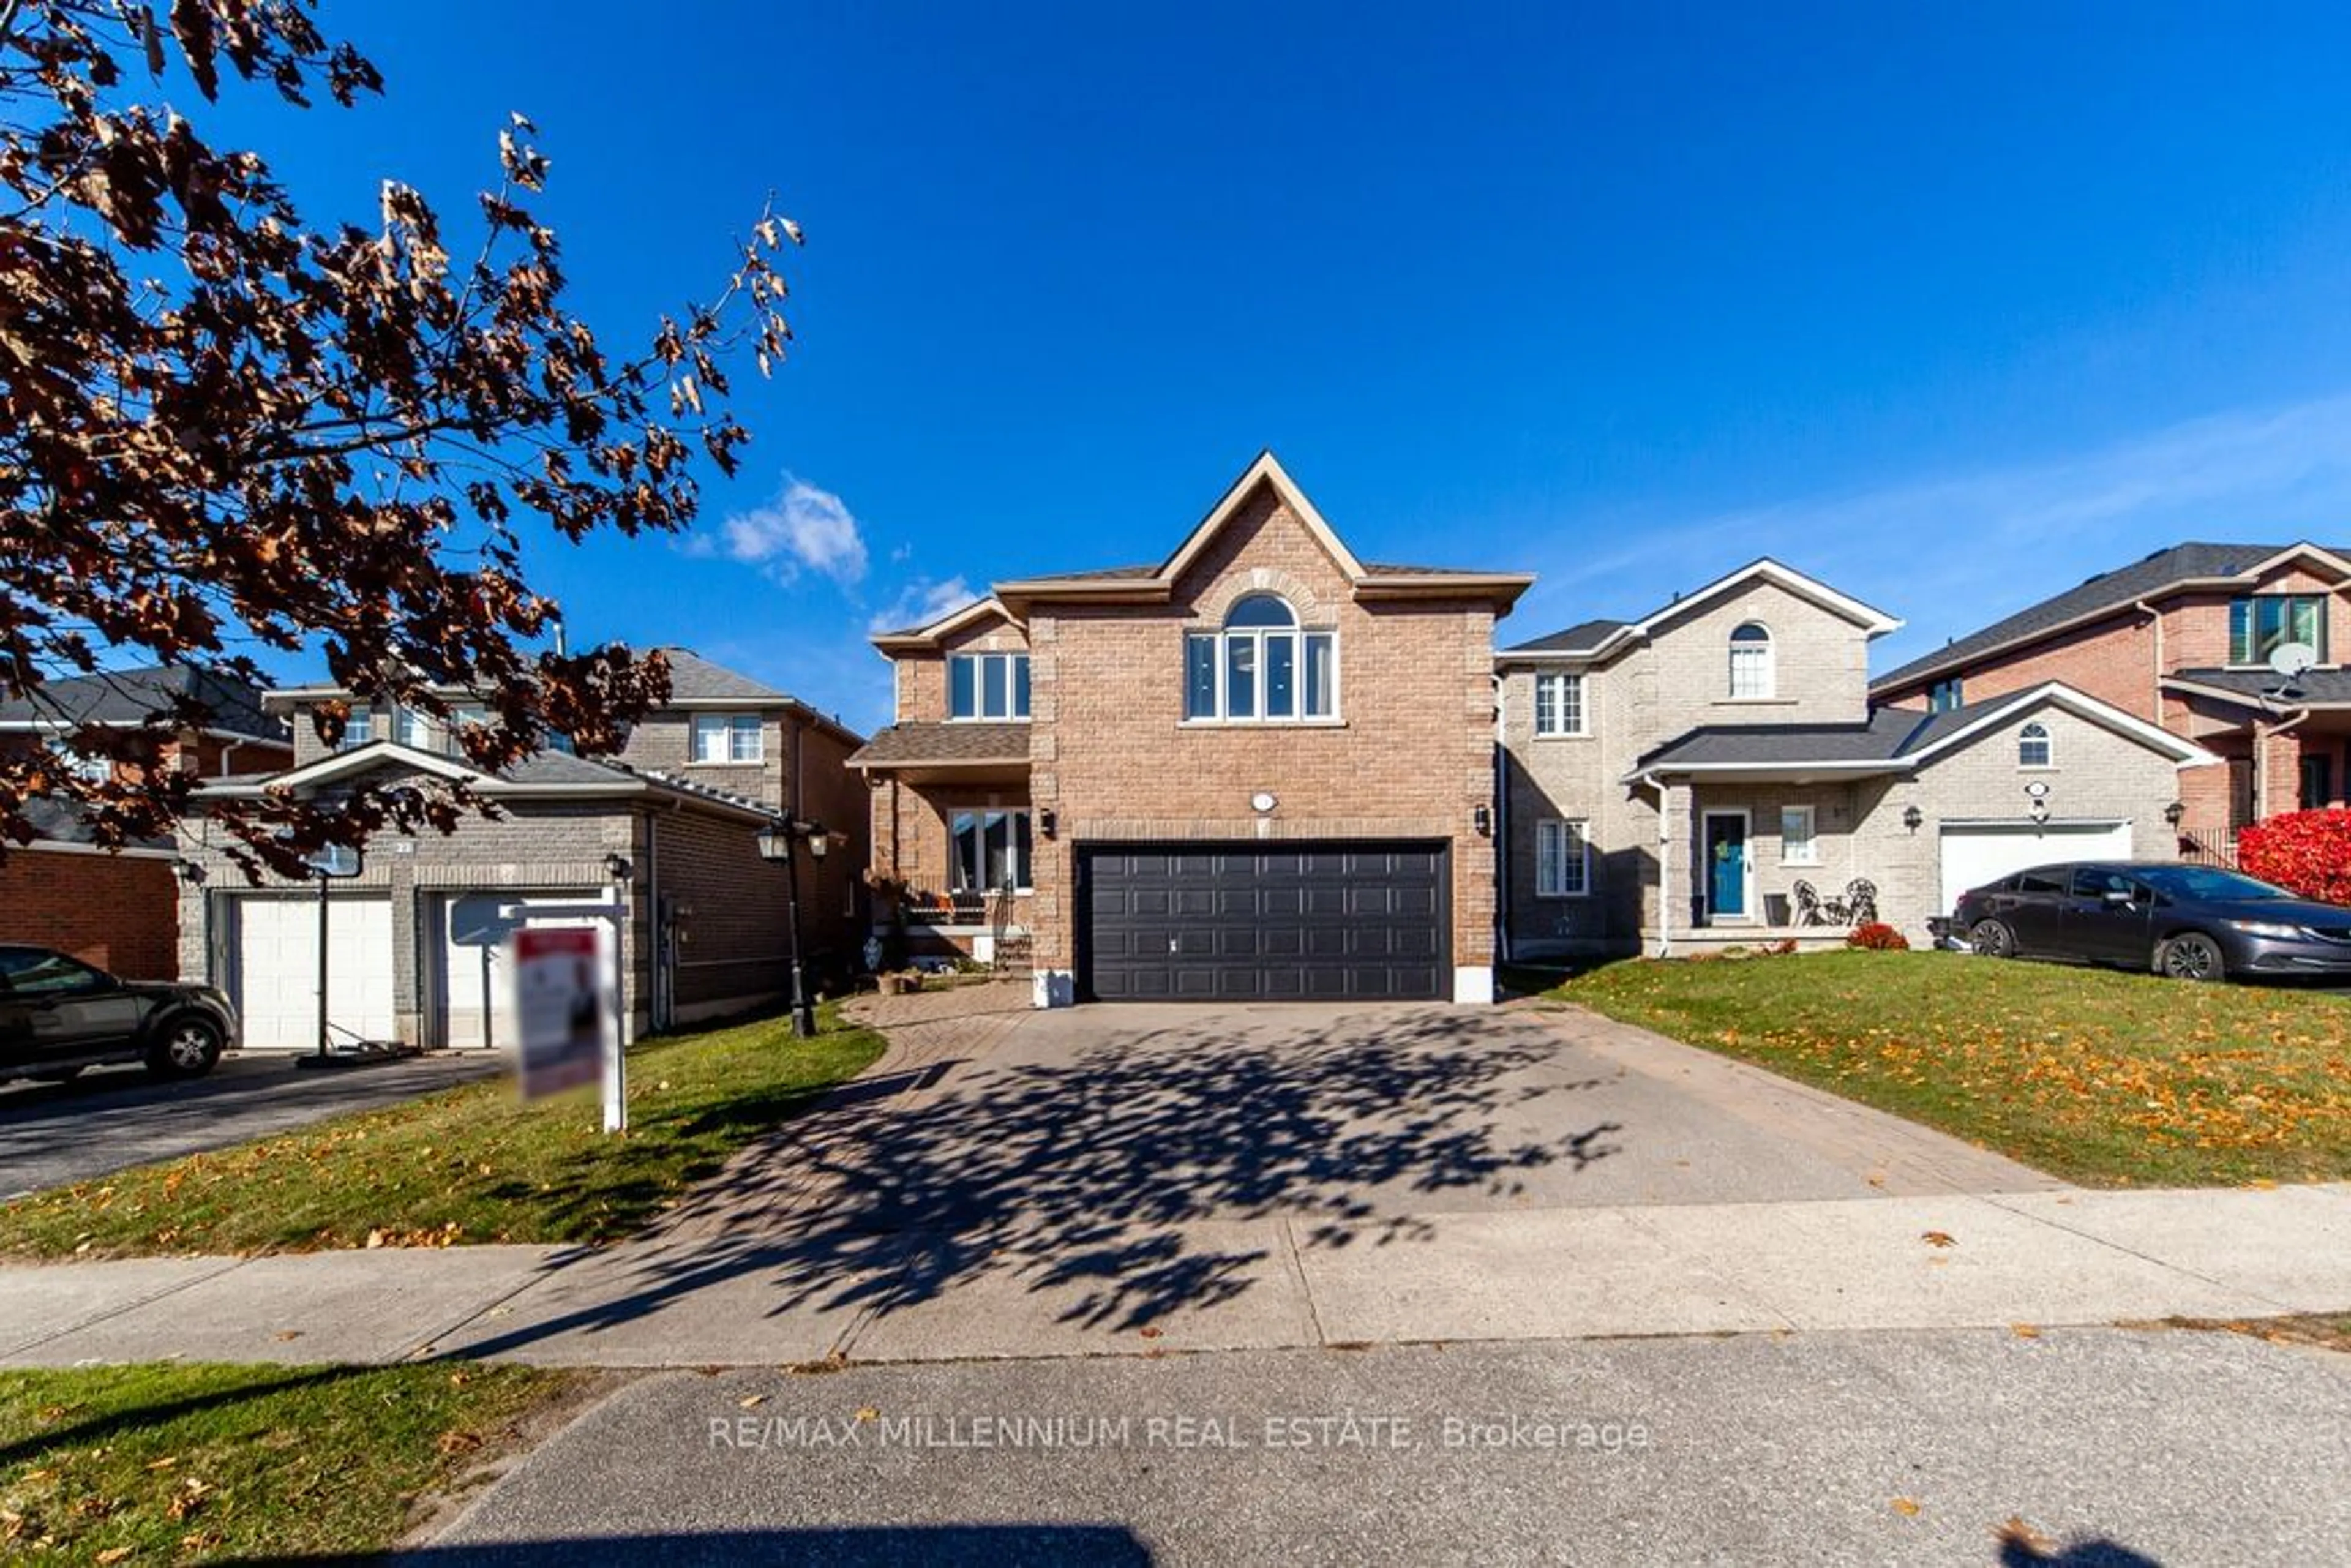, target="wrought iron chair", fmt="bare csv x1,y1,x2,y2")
1790,879,1830,926
1842,879,1879,926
